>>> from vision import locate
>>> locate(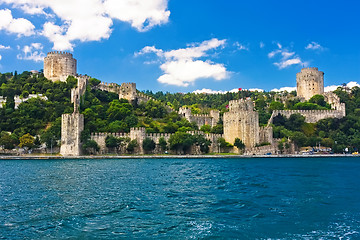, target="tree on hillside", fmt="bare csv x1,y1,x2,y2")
127,139,138,153
143,138,156,153
169,131,194,154
309,94,326,107
158,137,167,152
19,133,34,149
234,138,245,153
